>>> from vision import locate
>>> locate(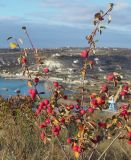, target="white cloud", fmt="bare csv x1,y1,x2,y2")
32,0,100,28
114,0,129,10
2,0,131,34
29,0,130,33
